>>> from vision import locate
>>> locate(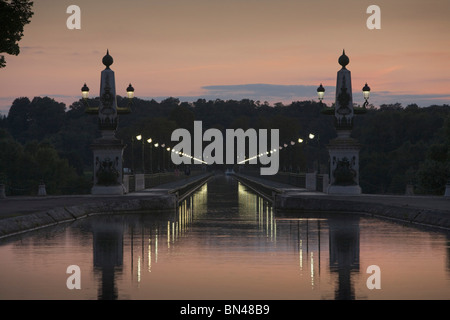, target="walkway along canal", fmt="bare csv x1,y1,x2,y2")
0,172,213,239
232,173,450,231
